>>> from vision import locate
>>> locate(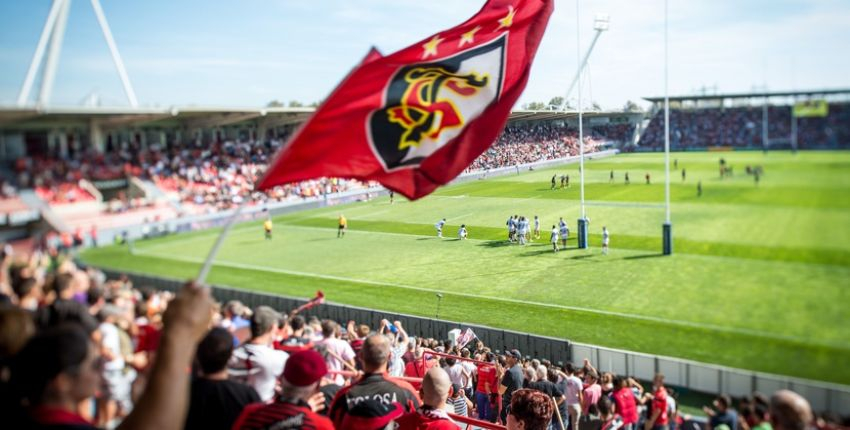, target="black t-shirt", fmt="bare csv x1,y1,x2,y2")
501,365,524,401
185,377,261,430
319,383,342,417
529,380,563,399
529,380,565,425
